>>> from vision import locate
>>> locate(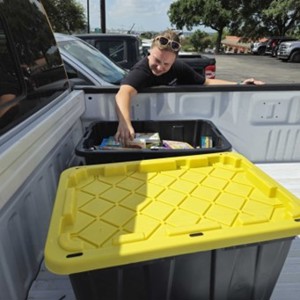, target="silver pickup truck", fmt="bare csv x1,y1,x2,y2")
277,40,300,62
1,1,300,300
